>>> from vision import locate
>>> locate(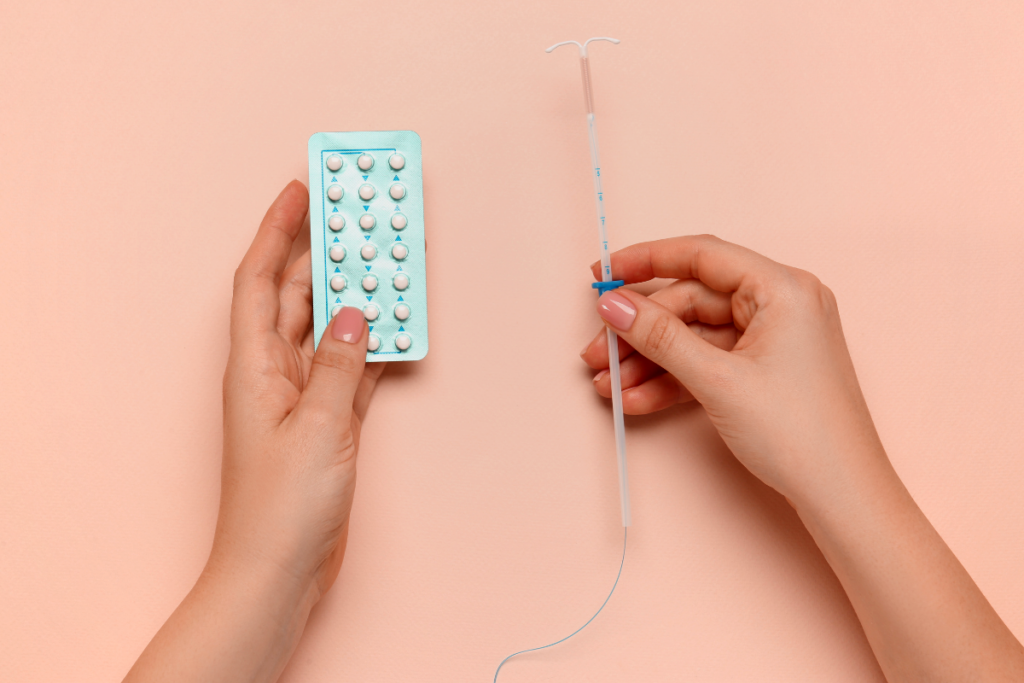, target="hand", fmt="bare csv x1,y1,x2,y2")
580,234,884,508
580,235,1024,682
125,181,386,683
215,179,385,599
